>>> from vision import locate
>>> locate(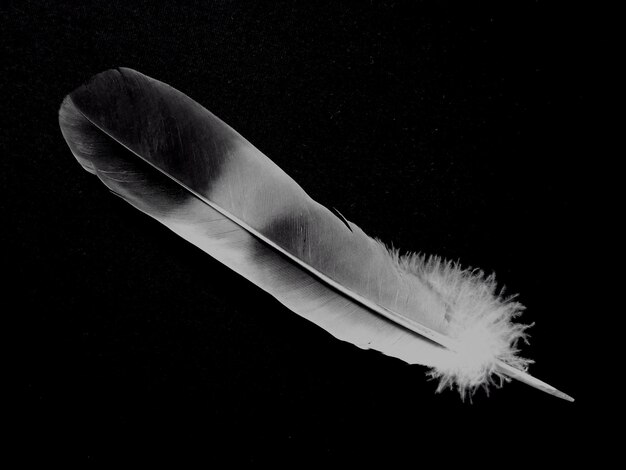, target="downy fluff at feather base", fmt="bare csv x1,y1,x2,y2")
381,244,533,398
